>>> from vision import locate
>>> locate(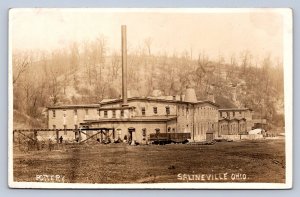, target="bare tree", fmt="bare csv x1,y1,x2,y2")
110,51,121,79
69,42,80,71
240,50,252,75
48,68,61,105
12,51,31,85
